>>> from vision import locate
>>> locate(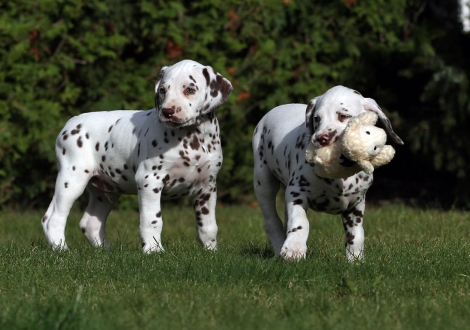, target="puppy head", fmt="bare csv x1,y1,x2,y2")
154,59,233,128
305,85,403,148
